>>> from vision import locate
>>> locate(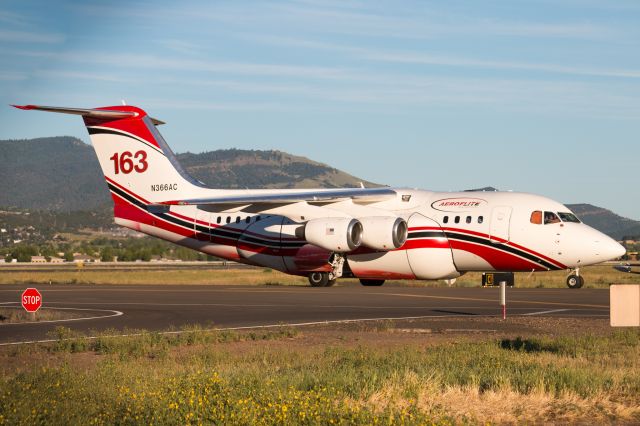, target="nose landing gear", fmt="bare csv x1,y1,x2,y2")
566,269,584,289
